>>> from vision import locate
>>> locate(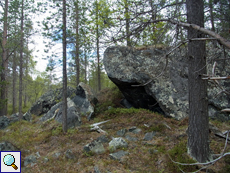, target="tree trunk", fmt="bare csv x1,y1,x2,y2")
23,39,29,108
12,51,17,114
62,0,67,133
186,0,211,163
96,0,101,91
84,50,87,84
19,0,24,120
124,0,131,46
0,0,9,116
209,0,215,32
75,0,80,85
